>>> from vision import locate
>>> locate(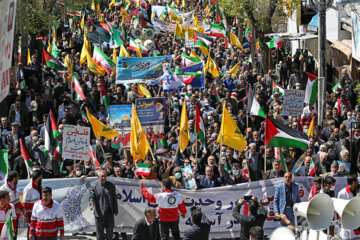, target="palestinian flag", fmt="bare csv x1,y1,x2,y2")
81,111,89,123
213,85,220,103
129,37,148,54
42,48,68,71
16,80,26,90
71,74,86,101
279,148,288,172
272,81,284,96
153,138,158,151
242,161,249,181
0,150,8,180
332,82,342,92
100,80,110,108
54,143,62,157
244,22,252,43
304,72,318,104
181,53,201,67
44,110,60,157
0,213,13,240
20,139,32,178
309,158,317,176
206,24,226,38
195,103,205,144
185,93,191,102
265,116,310,148
247,87,266,118
93,45,116,75
194,32,211,56
175,63,204,88
136,163,152,176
